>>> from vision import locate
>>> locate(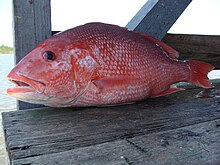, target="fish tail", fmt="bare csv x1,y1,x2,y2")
187,60,214,88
